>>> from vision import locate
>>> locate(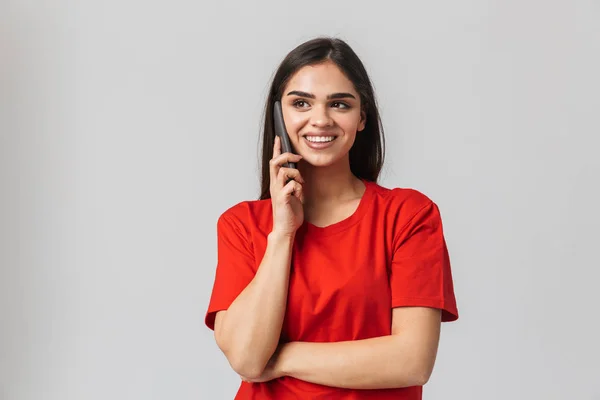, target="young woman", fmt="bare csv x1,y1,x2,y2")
205,37,459,399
